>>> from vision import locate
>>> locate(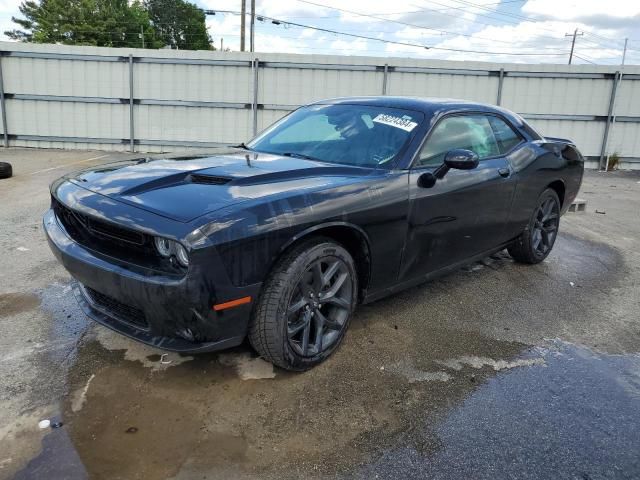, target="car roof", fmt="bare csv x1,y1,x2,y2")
313,96,526,127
